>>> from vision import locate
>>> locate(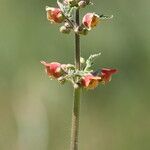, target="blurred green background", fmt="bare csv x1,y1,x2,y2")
0,0,150,150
